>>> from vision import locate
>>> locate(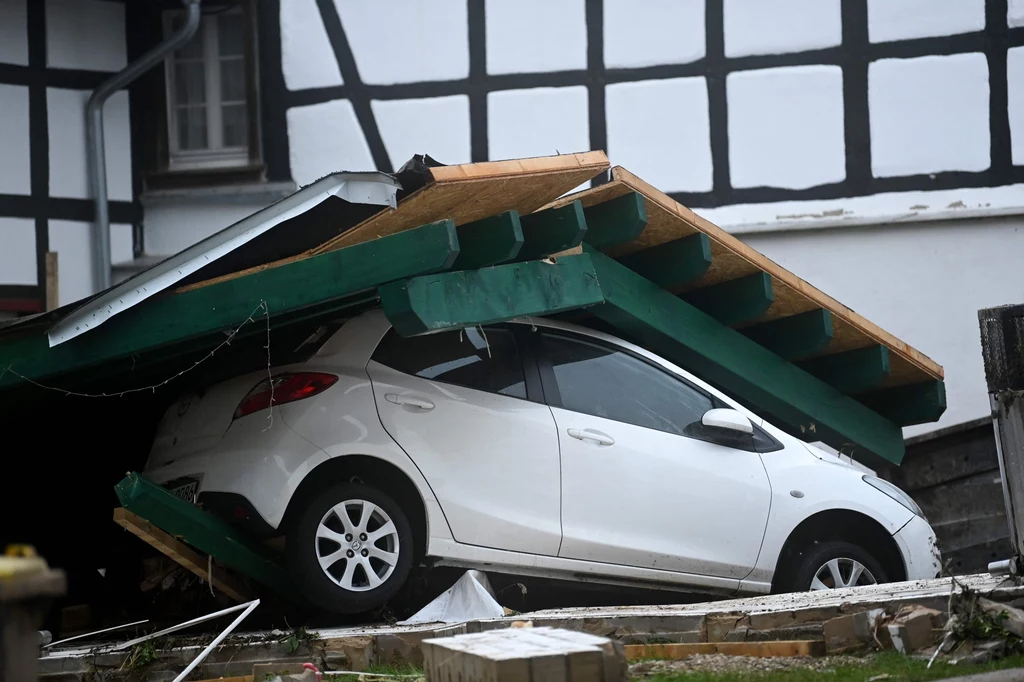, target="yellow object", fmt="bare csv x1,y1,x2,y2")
0,545,48,580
